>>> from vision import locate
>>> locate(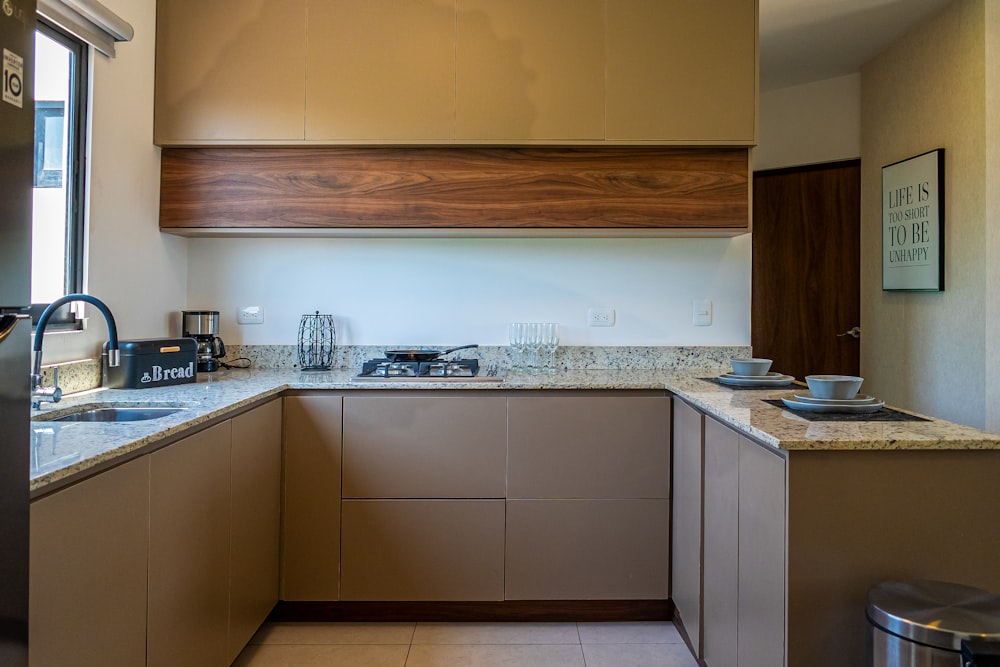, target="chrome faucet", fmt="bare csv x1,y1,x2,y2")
31,294,120,409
